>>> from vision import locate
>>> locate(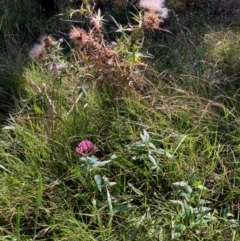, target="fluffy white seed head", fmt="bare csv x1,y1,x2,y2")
139,0,168,18
29,42,46,61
